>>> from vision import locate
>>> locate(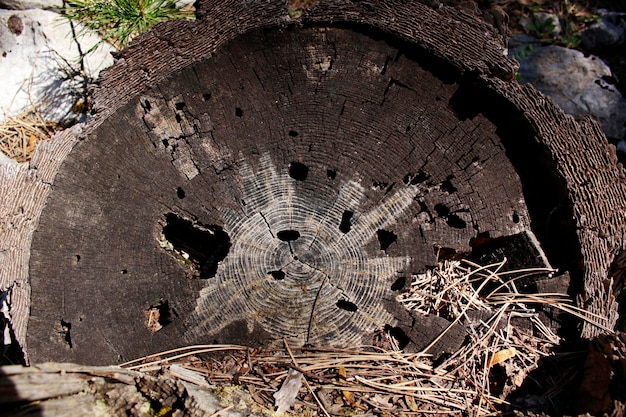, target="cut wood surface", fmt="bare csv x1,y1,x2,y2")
0,0,624,367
